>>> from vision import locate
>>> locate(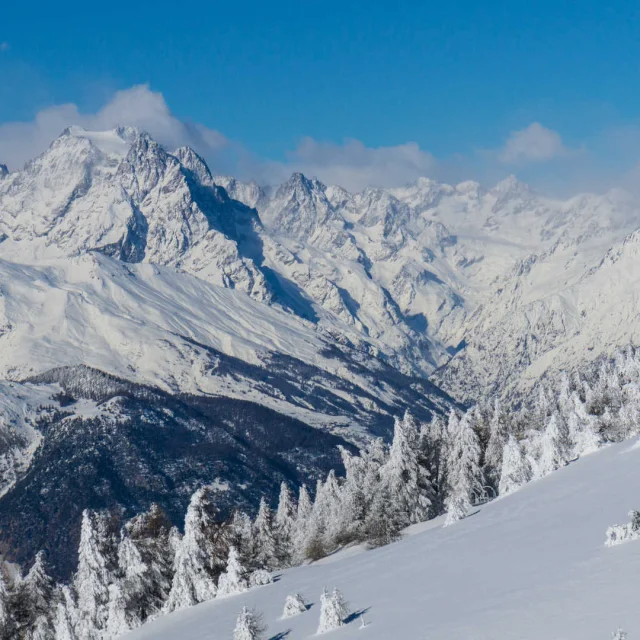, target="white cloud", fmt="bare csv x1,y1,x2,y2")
0,42,9,52
2,85,600,195
0,89,438,190
499,122,567,164
0,85,228,171
263,137,437,191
